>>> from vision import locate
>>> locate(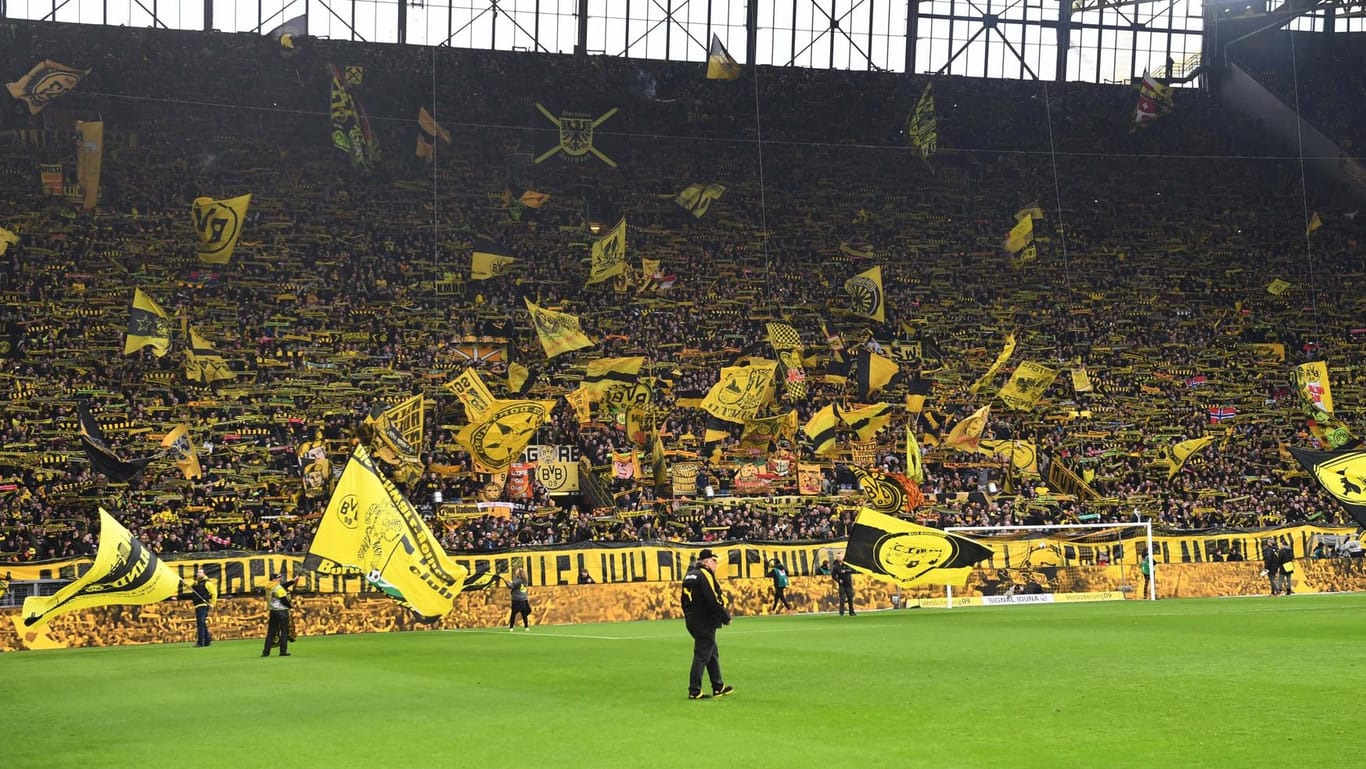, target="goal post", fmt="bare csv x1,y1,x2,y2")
942,520,1156,608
